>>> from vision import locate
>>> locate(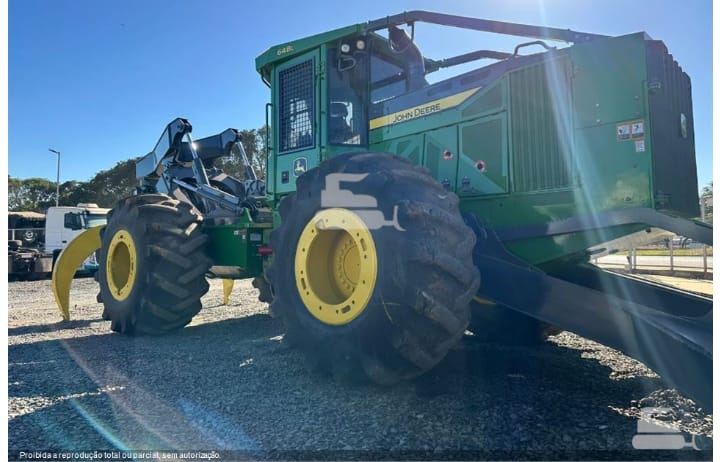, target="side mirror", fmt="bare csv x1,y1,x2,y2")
64,212,83,230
